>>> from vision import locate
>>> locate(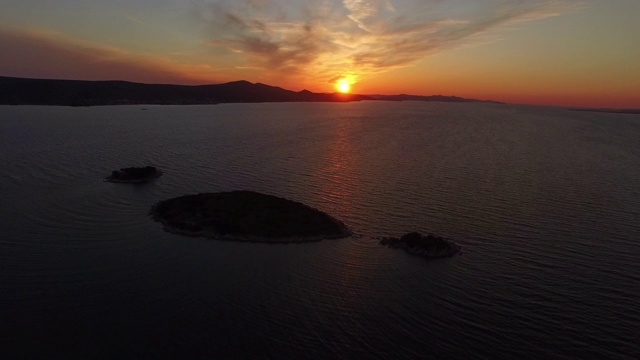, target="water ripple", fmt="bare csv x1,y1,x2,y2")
1,104,639,359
